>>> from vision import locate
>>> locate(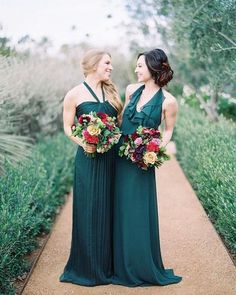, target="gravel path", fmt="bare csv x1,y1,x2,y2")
23,157,236,295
